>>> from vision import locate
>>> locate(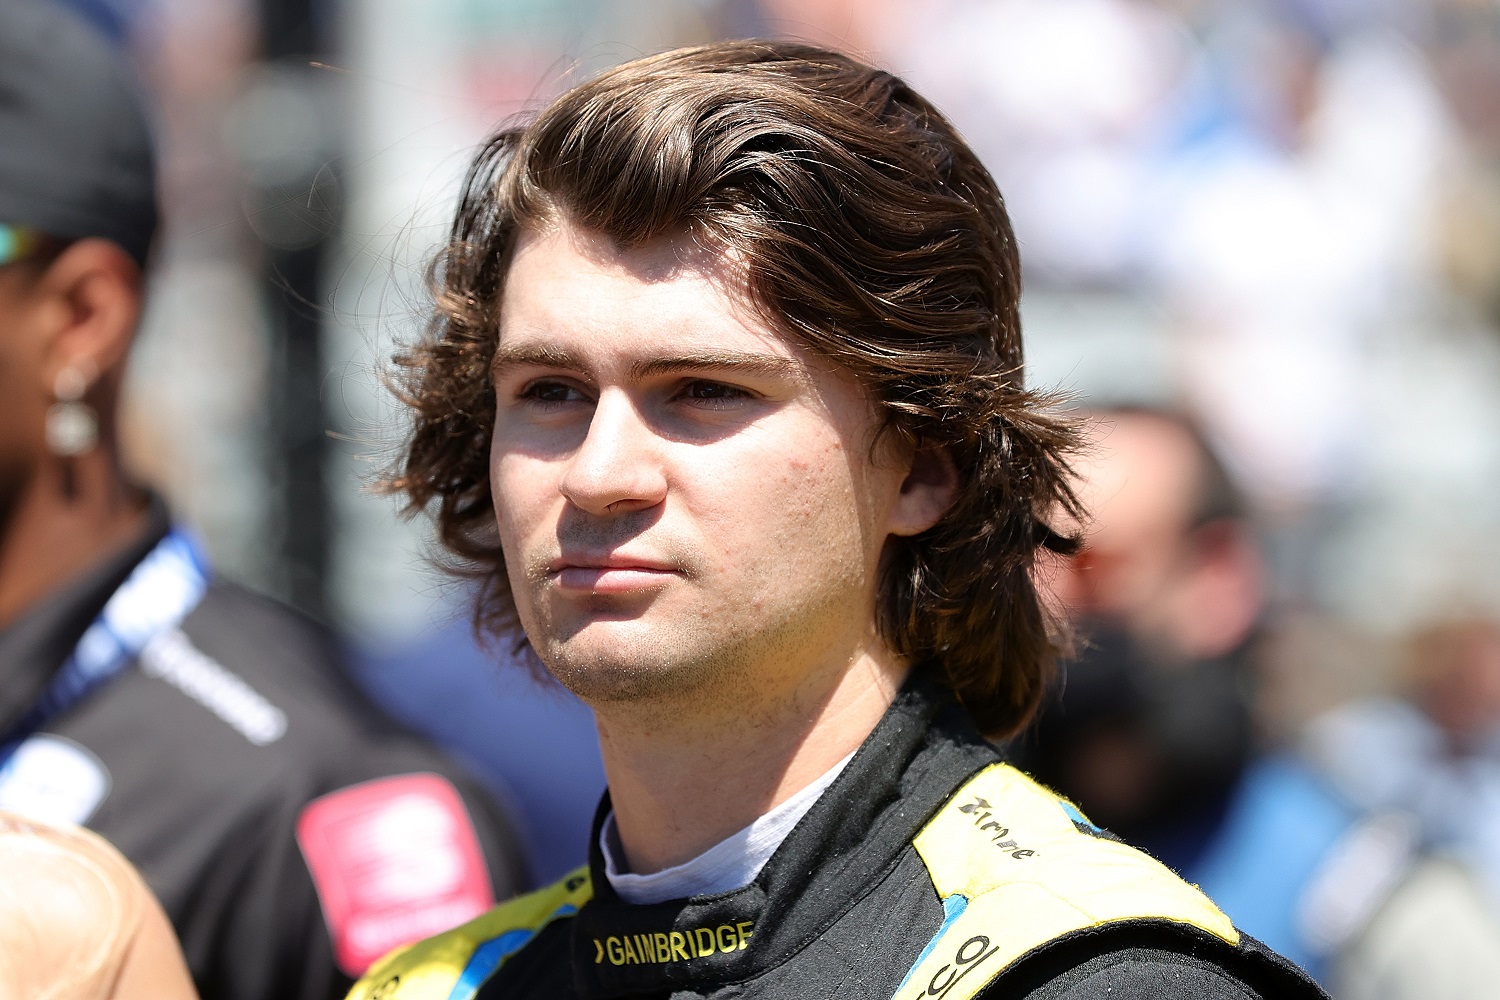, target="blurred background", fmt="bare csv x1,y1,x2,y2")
81,0,1500,939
